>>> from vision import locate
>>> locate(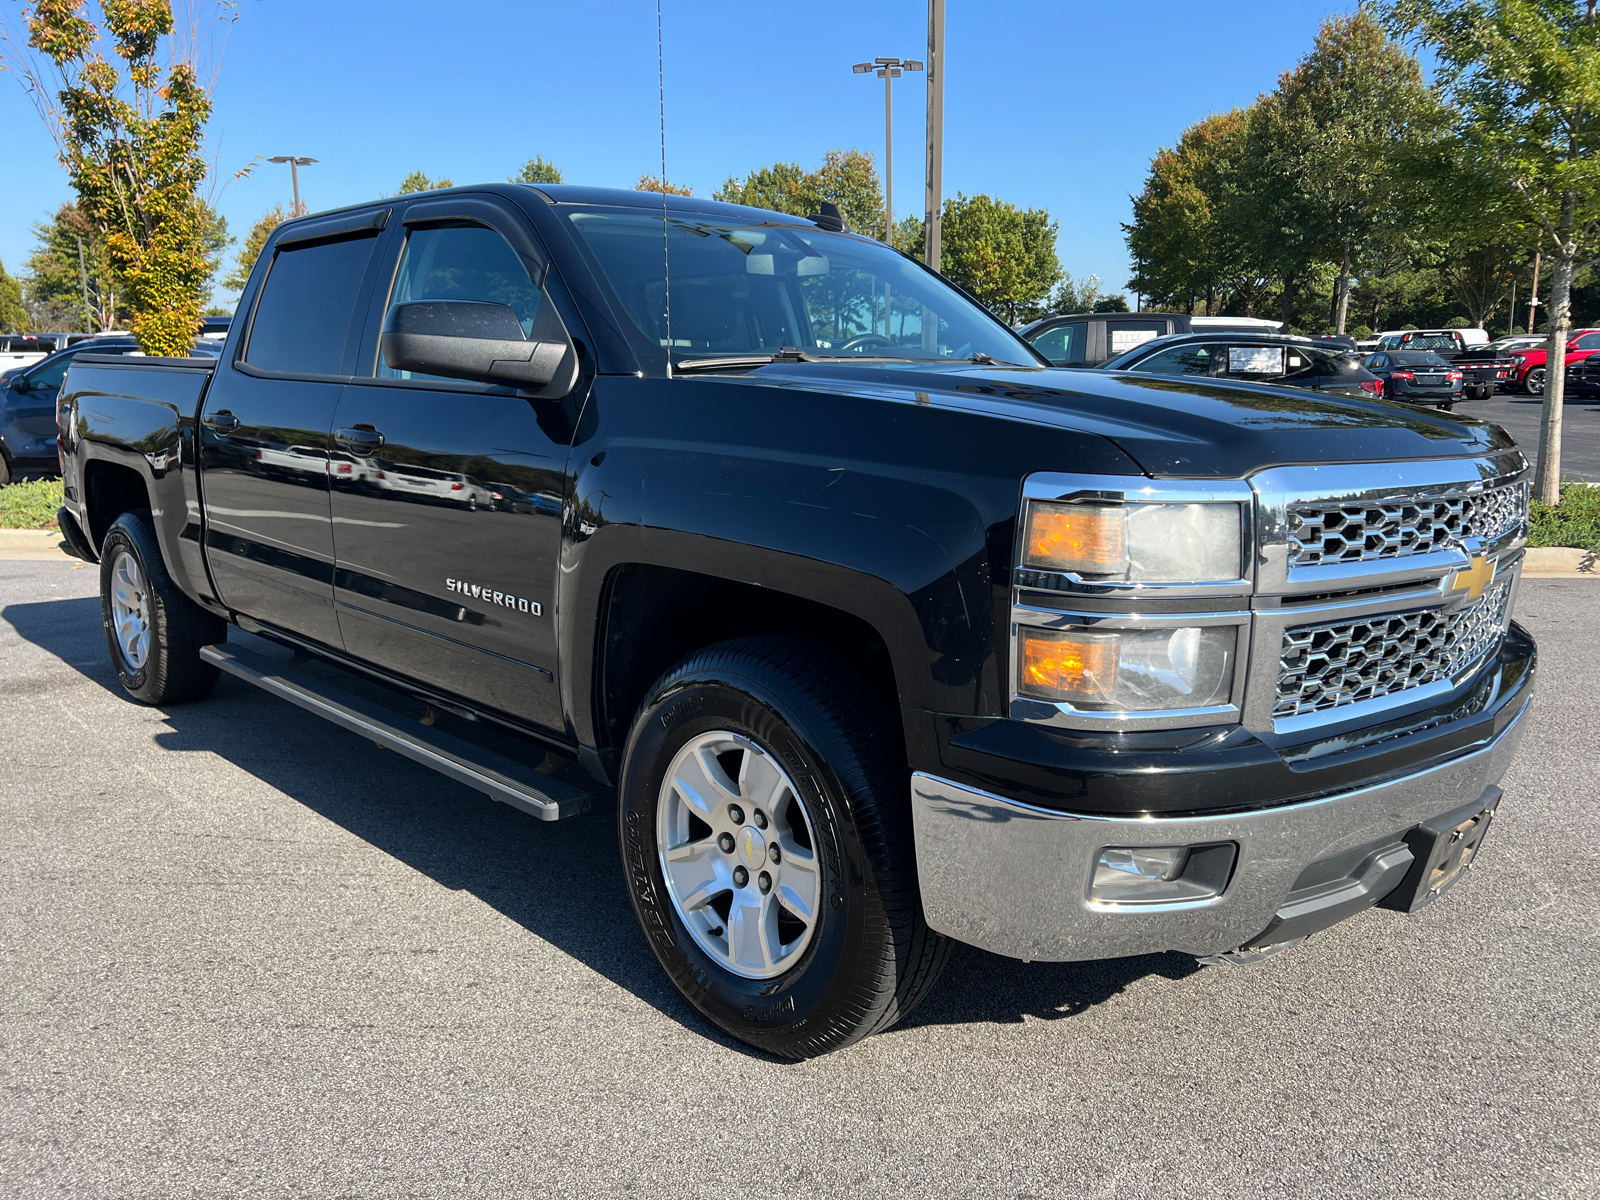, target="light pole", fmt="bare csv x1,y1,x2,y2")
852,56,923,246
925,0,944,272
268,155,318,216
